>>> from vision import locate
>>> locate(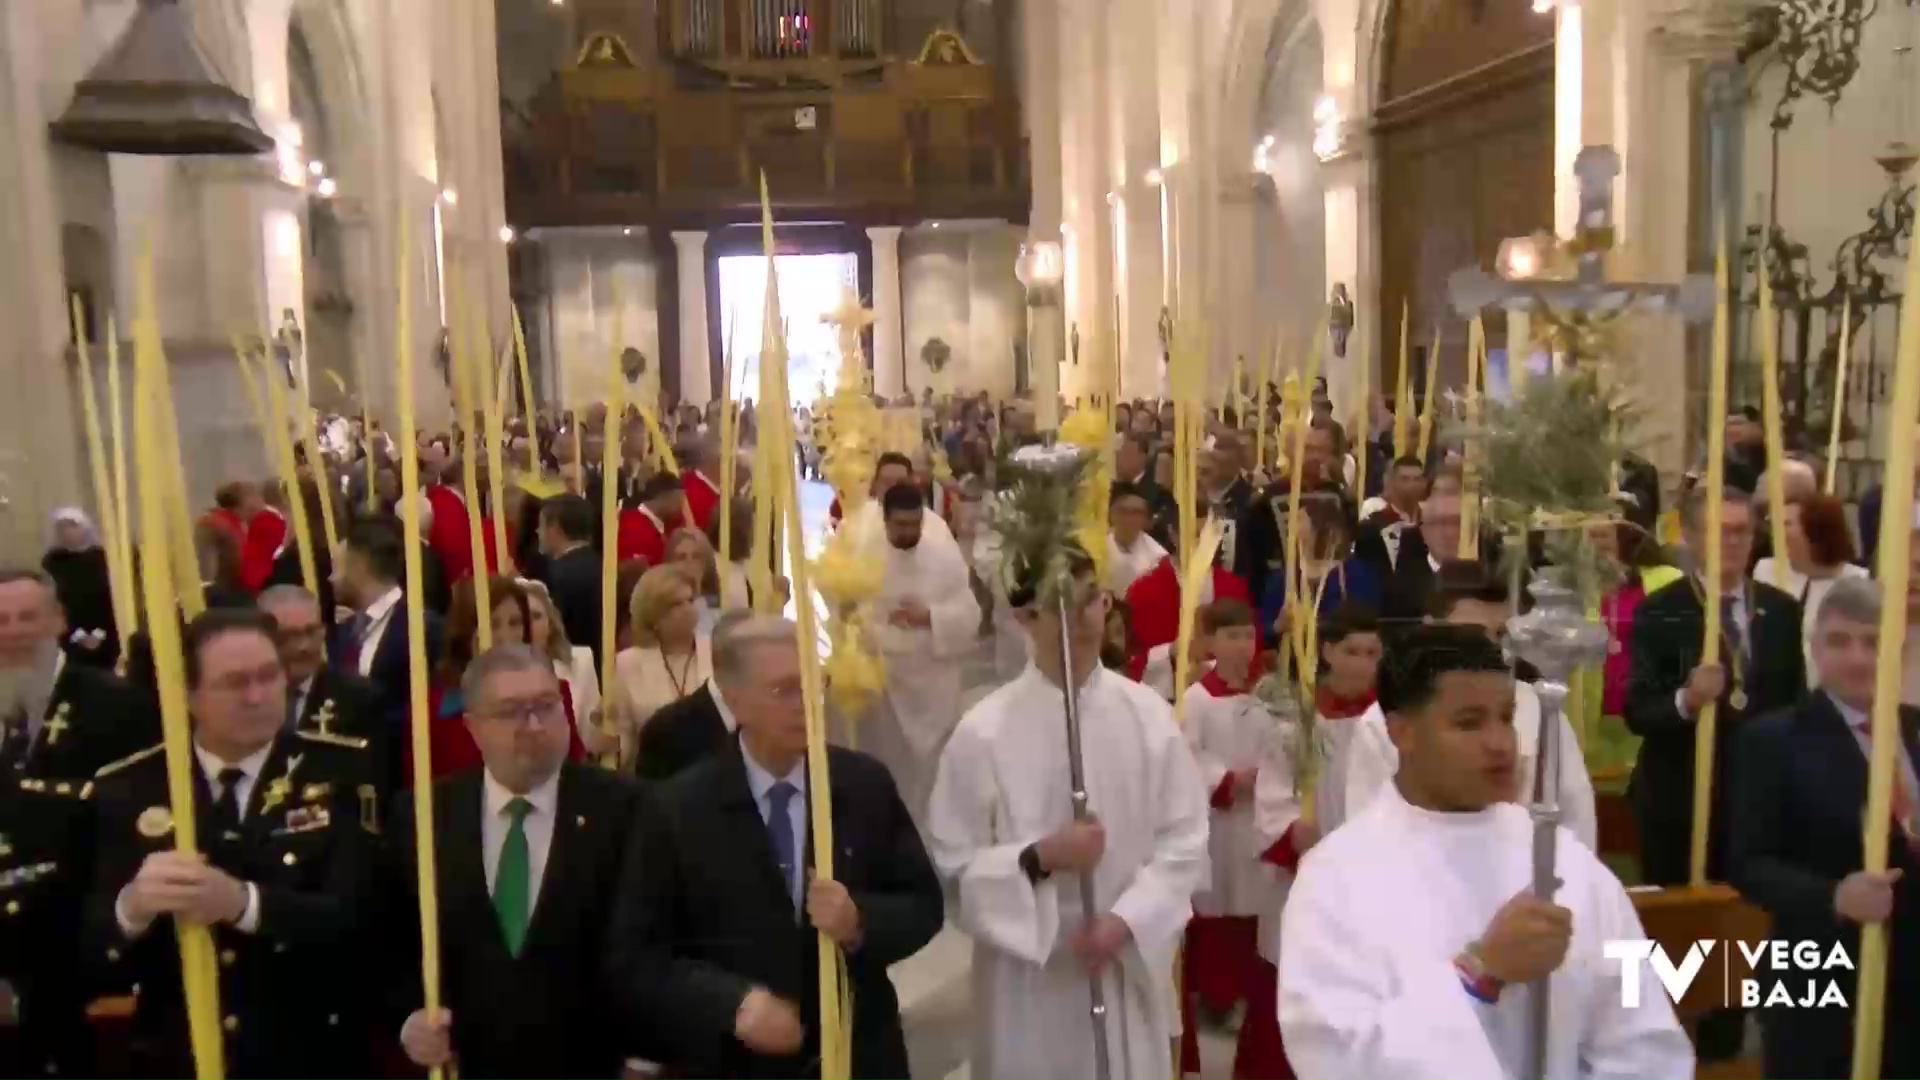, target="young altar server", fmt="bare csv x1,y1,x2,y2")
1179,601,1272,1047
1306,604,1385,833
1278,624,1694,1079
928,546,1211,1079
